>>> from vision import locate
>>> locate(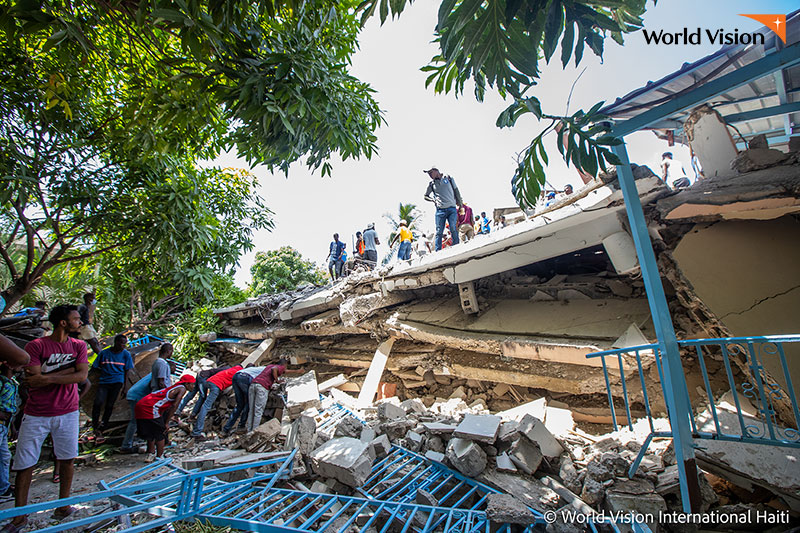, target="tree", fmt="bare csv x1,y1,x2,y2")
362,0,651,207
0,0,384,309
250,247,326,296
382,203,421,264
